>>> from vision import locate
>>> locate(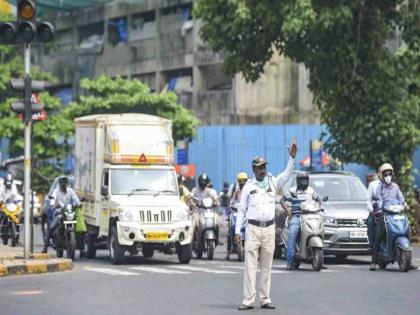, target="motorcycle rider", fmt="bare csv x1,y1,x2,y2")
281,172,320,270
42,176,81,254
0,174,19,226
226,172,248,260
178,174,194,207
